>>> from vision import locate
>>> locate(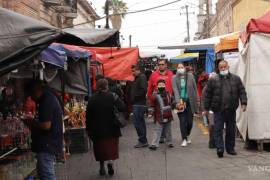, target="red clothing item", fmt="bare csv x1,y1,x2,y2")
23,97,36,113
147,70,174,98
197,73,209,97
